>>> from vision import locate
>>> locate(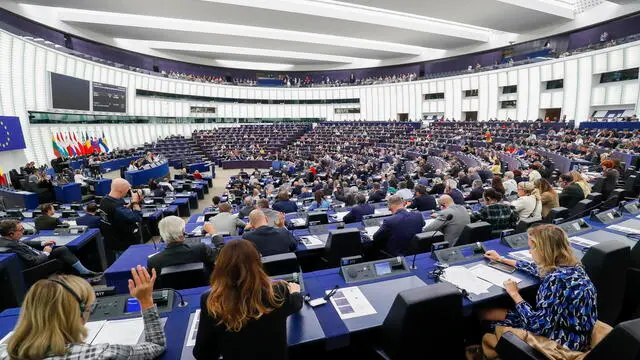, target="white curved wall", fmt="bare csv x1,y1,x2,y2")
0,28,639,169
